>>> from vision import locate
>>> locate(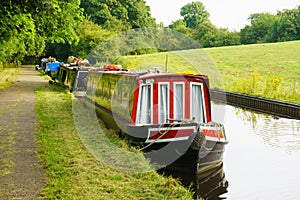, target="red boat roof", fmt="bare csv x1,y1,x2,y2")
139,72,208,80
90,68,209,80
